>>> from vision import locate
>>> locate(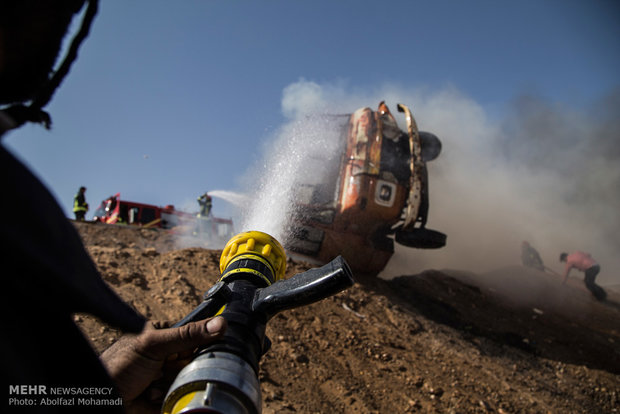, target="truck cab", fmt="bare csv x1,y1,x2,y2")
285,102,446,274
92,193,169,227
